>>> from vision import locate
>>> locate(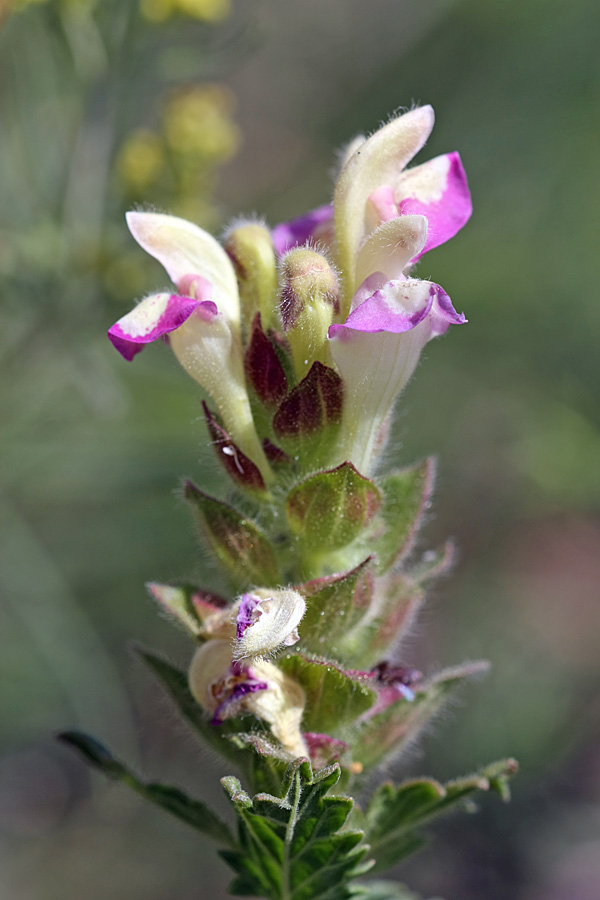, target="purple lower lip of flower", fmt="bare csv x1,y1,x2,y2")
210,675,268,726
271,203,334,255
107,293,218,361
329,281,466,340
236,593,260,641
